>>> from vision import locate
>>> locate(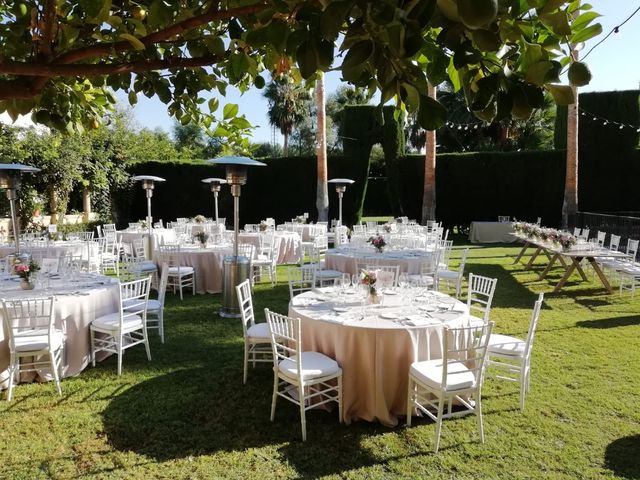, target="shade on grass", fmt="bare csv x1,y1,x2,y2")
1,237,639,479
